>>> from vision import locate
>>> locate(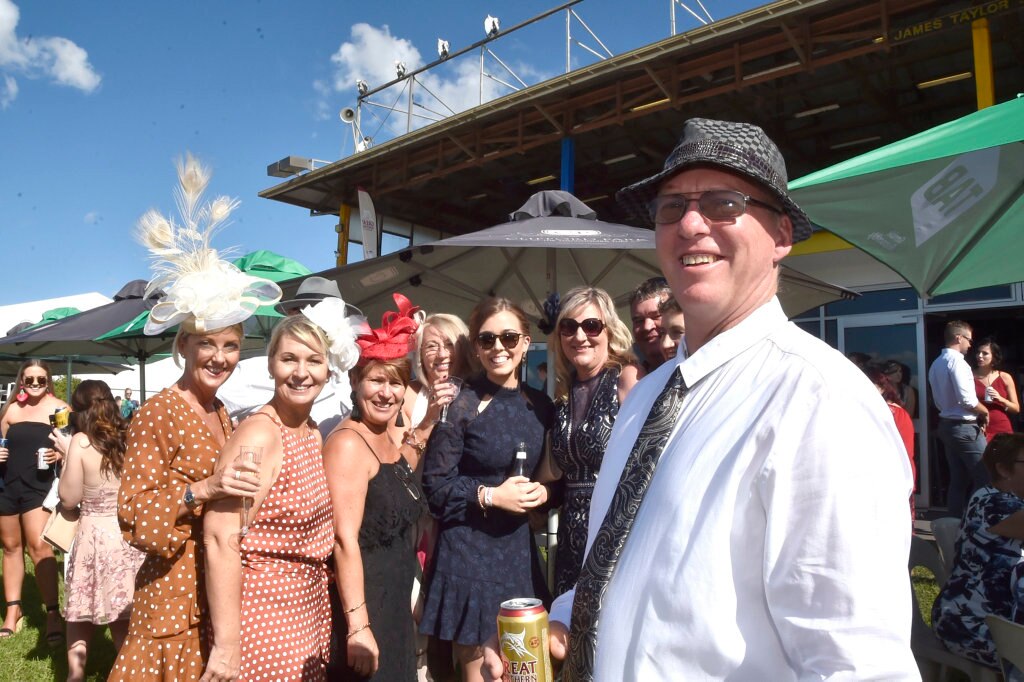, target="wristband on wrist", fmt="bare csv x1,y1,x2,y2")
477,485,486,510
484,486,494,508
